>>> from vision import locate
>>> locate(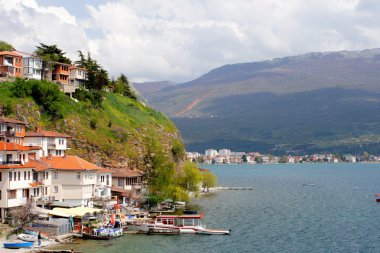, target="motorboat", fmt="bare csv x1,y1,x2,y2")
140,212,230,235
197,228,231,235
3,241,34,249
